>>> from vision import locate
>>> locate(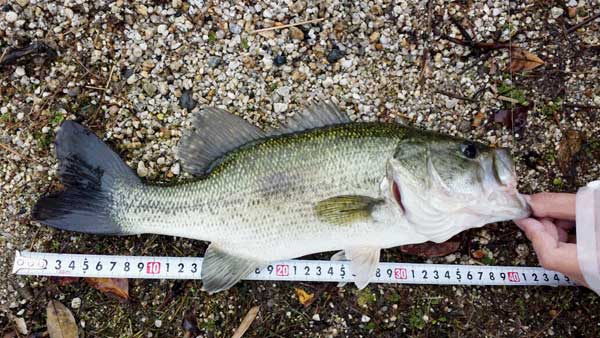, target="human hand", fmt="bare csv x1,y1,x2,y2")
514,192,587,286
